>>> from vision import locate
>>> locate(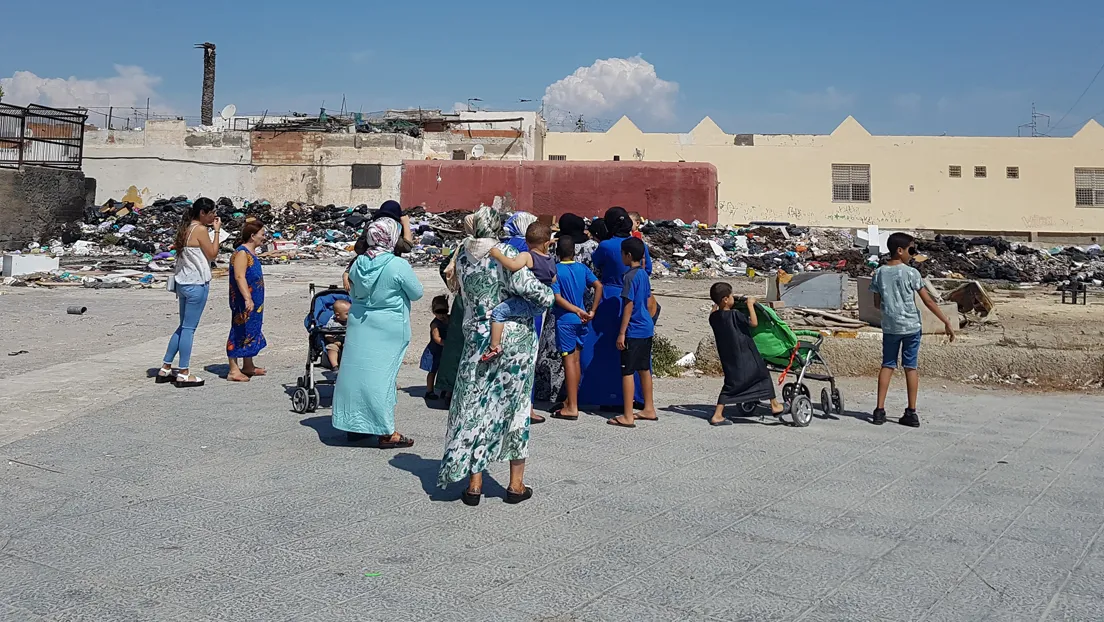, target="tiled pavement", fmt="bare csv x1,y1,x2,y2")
3,365,1104,621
